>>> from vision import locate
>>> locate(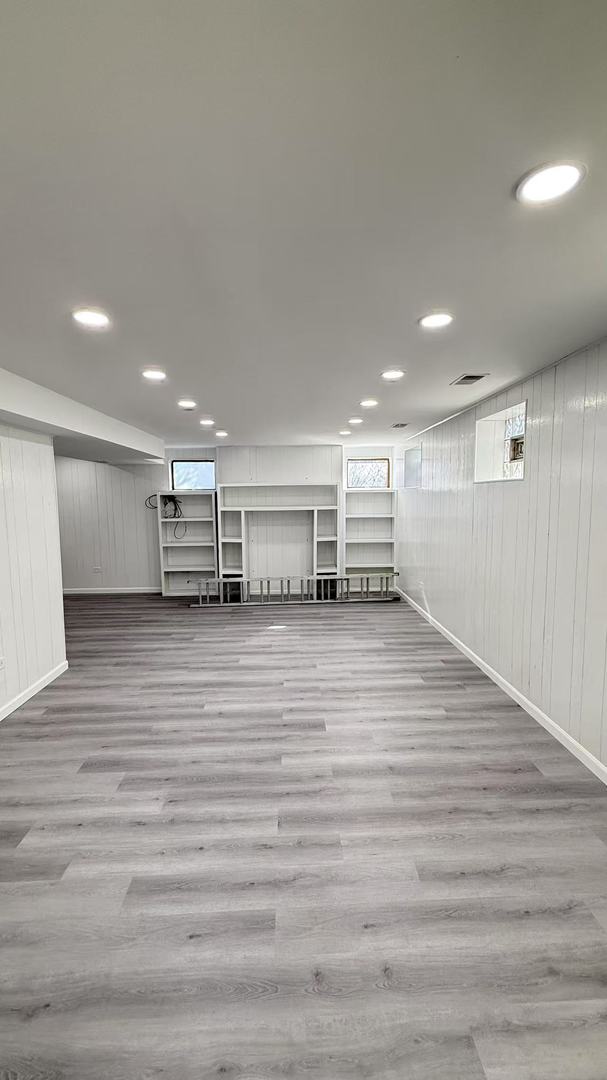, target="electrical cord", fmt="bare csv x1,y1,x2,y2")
145,493,187,539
